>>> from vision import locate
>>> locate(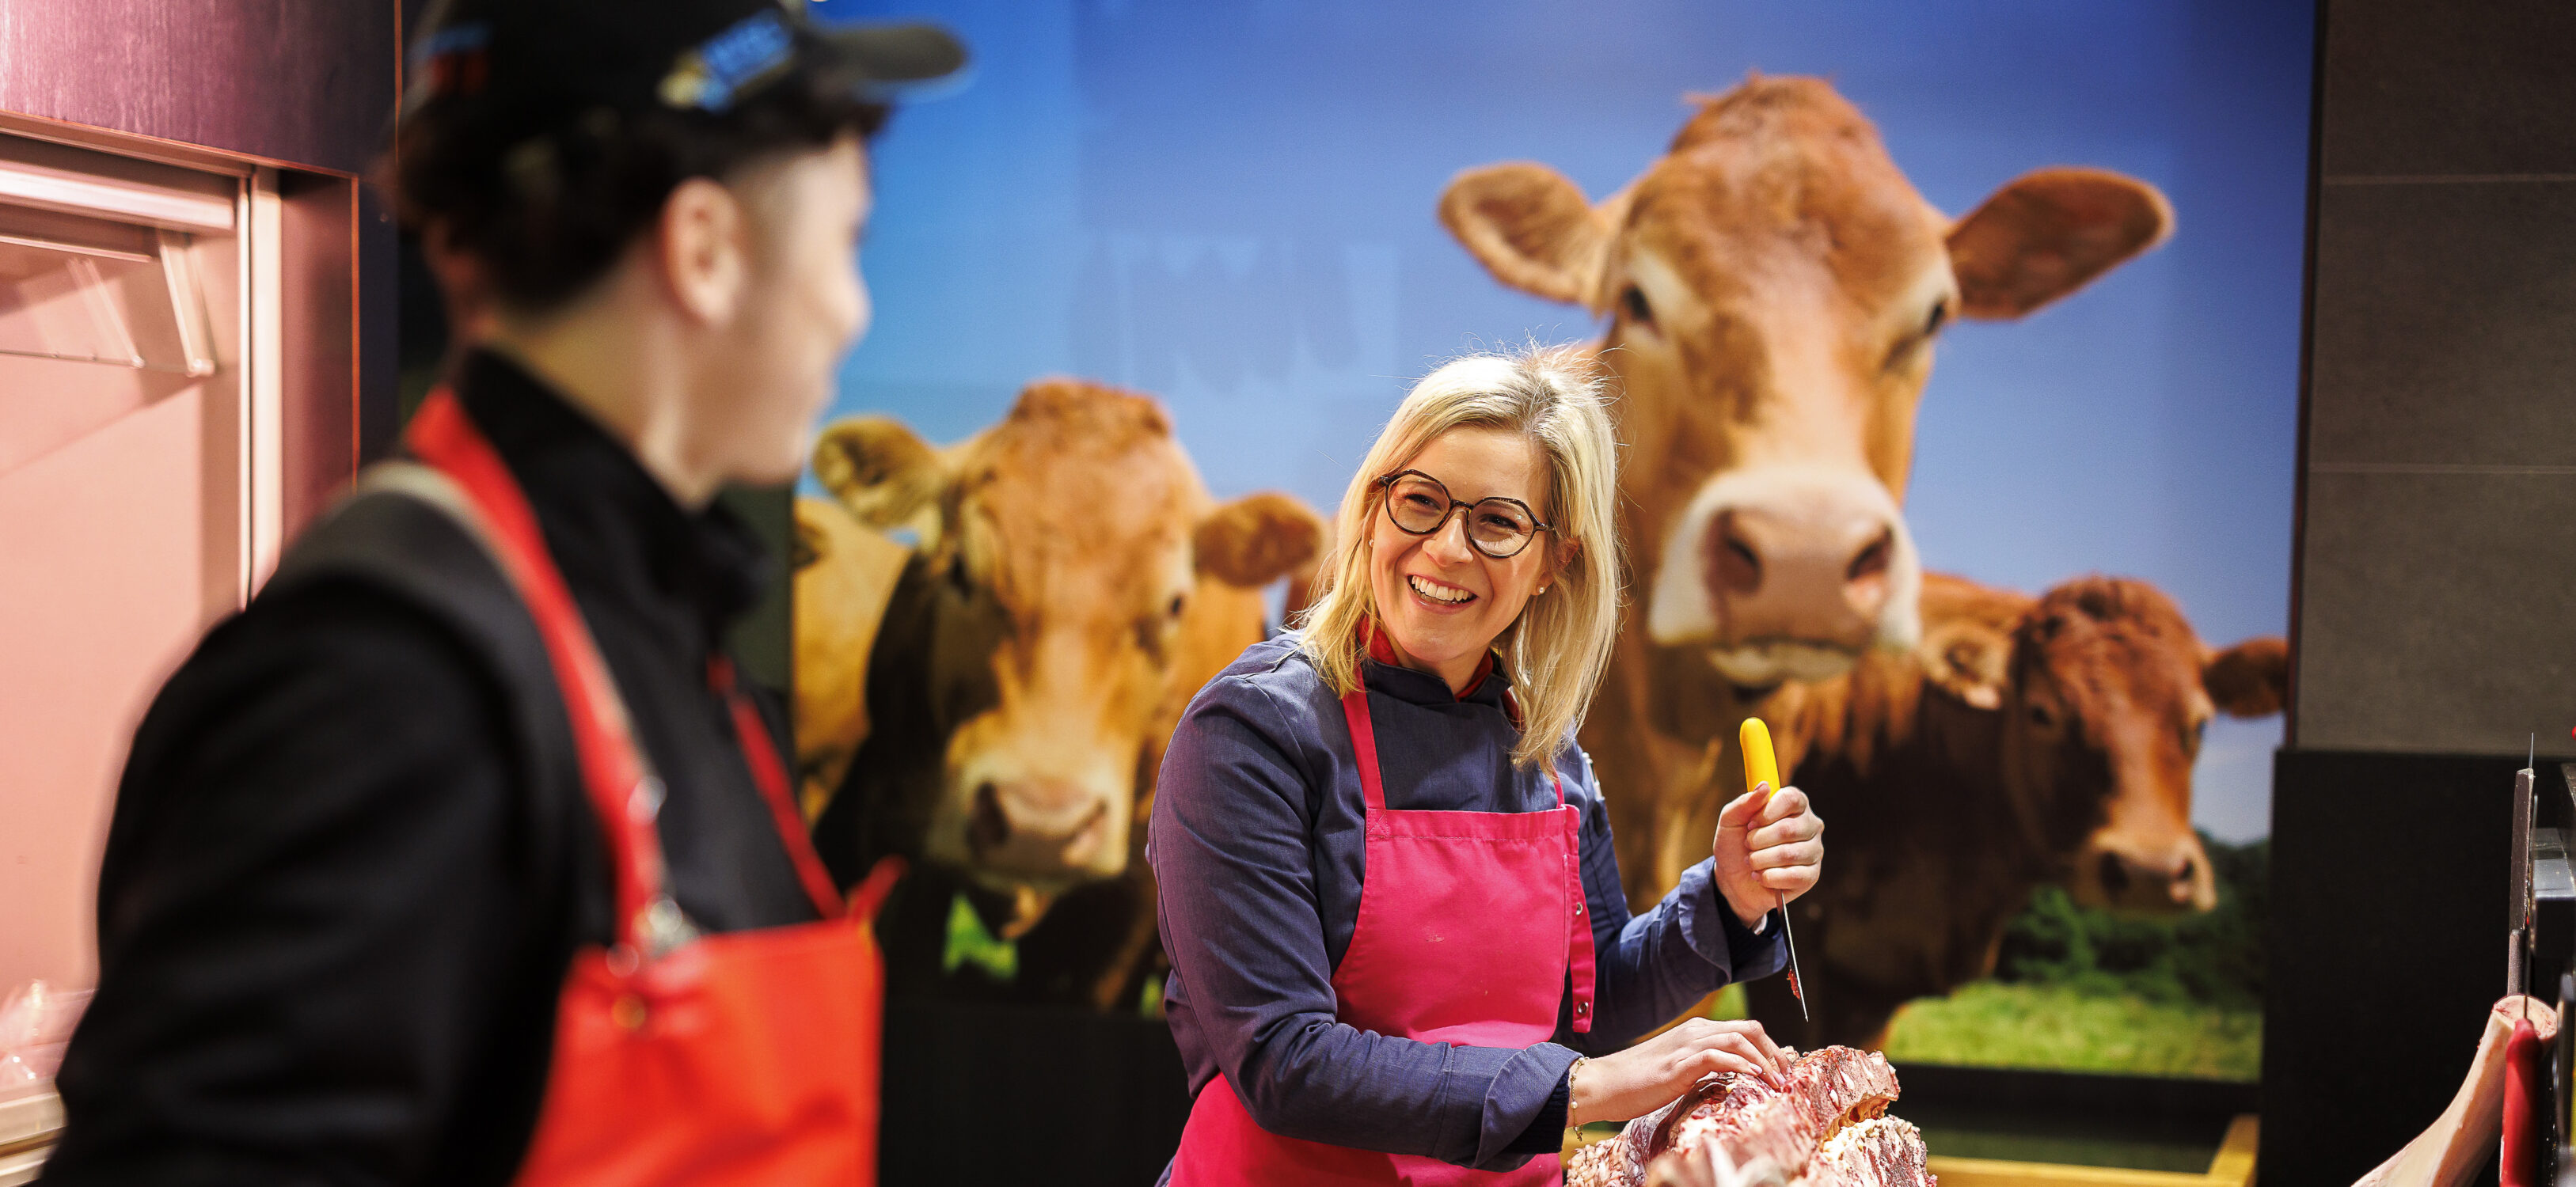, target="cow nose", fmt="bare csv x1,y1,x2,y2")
2097,851,2131,897
966,779,1112,876
2168,854,2198,906
1700,502,1898,650
969,782,1012,852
